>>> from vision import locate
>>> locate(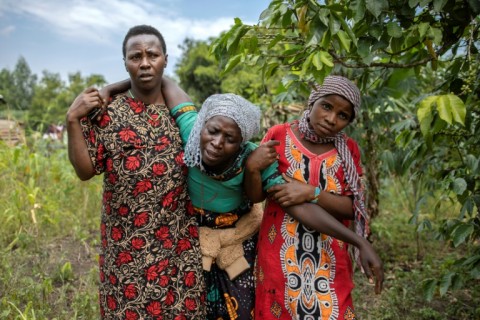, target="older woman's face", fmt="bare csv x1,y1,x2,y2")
200,115,242,172
124,34,167,92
